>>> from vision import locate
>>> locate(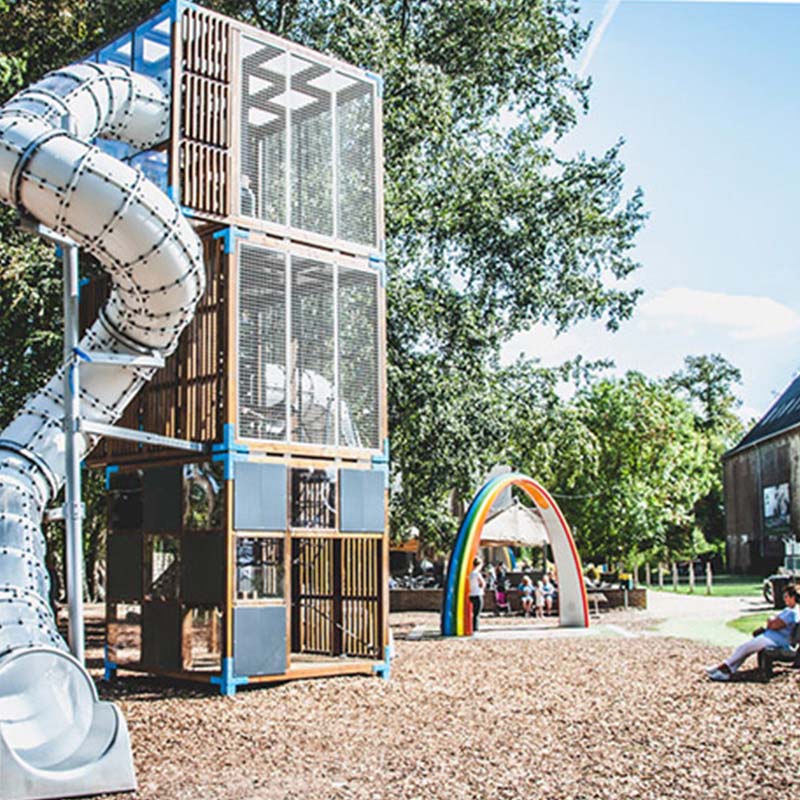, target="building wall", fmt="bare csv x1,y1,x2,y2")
724,430,800,573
